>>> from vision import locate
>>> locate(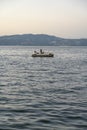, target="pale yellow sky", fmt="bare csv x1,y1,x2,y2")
0,0,87,38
